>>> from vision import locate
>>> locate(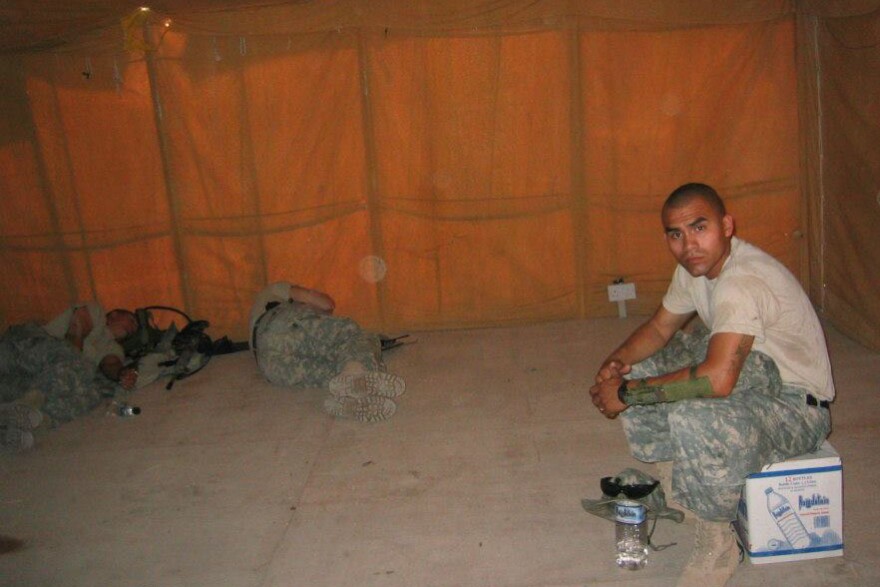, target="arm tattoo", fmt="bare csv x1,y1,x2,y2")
726,336,751,378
